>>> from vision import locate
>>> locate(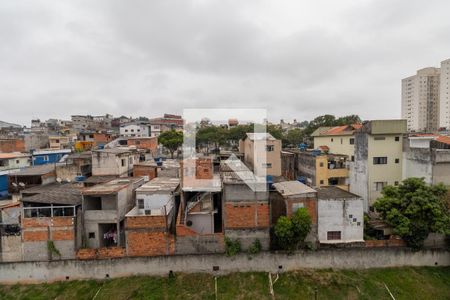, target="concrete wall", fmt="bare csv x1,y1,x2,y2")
0,249,448,284
318,198,364,243
175,234,224,254
0,236,22,262
224,228,270,251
